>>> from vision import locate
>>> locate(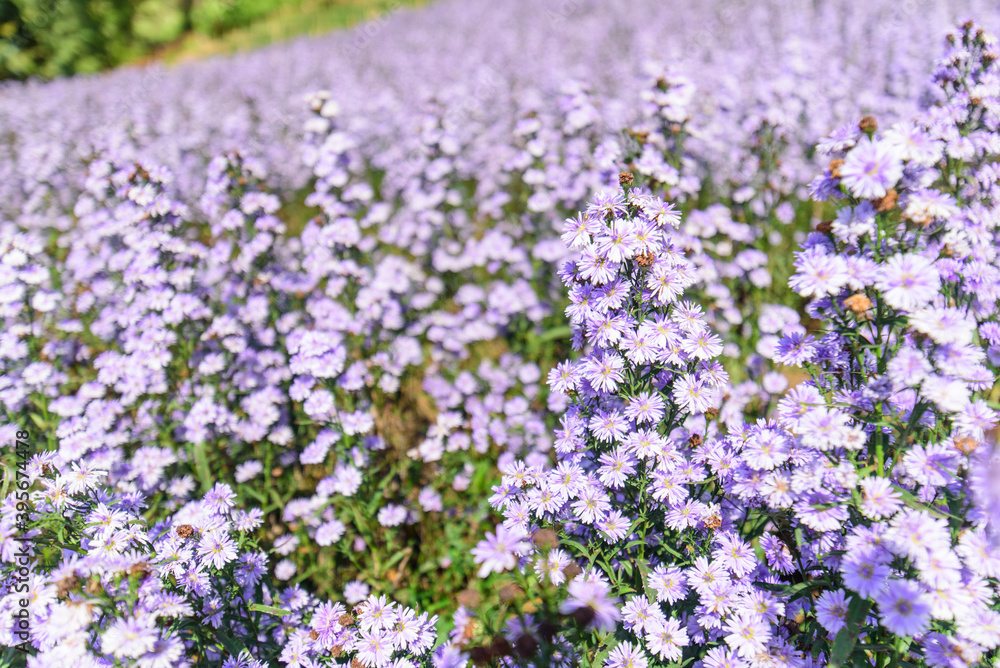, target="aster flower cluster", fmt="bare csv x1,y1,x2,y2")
622,66,701,203
463,24,1000,667
3,0,989,236
749,21,1000,666
476,184,821,666
620,67,810,432
5,2,1000,667
0,457,436,667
